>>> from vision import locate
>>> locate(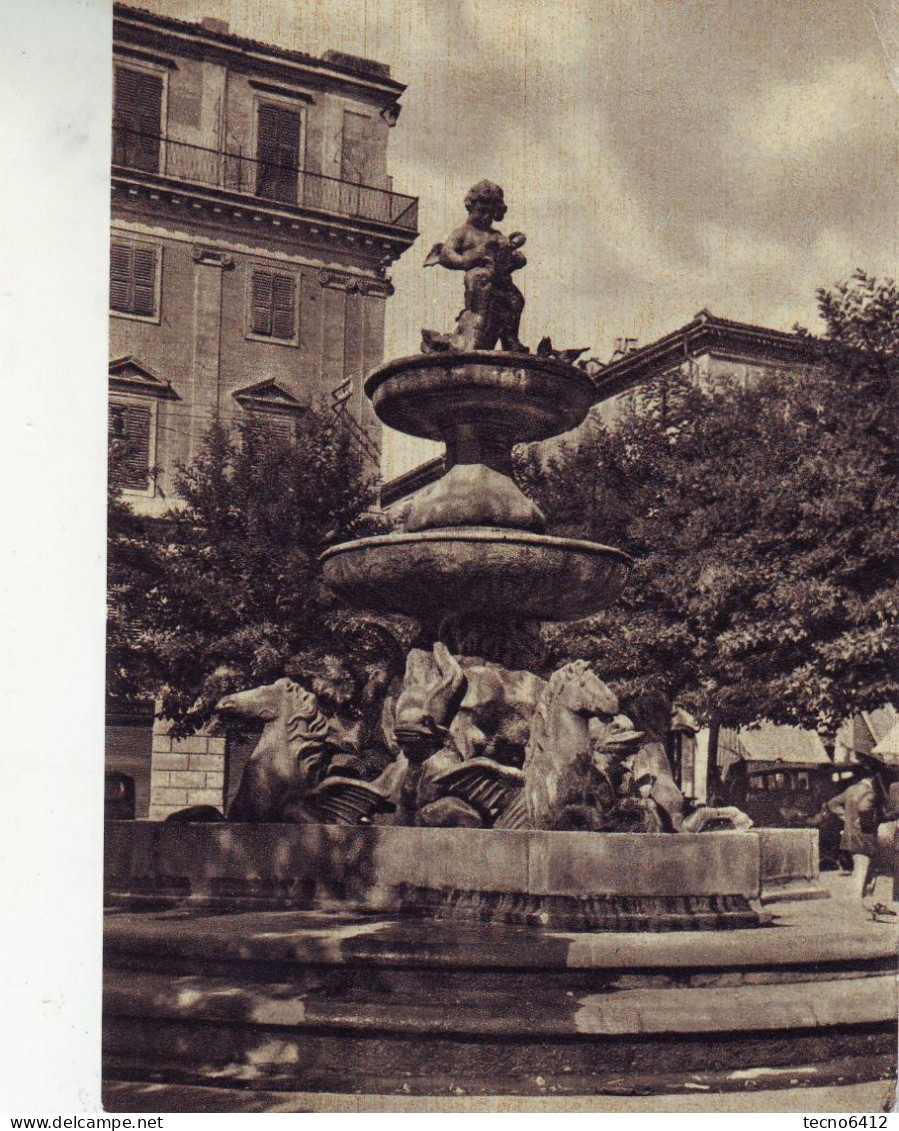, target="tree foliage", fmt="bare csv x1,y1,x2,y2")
107,410,412,734
517,272,899,732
